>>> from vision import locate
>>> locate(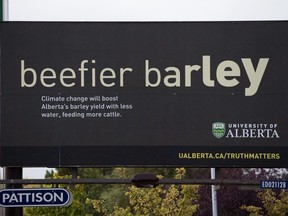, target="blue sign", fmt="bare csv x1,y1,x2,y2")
0,188,72,207
260,180,288,189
